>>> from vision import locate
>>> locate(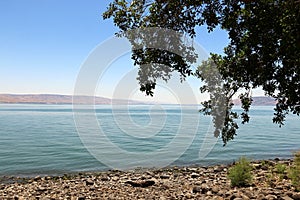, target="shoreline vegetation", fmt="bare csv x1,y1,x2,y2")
1,157,300,200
